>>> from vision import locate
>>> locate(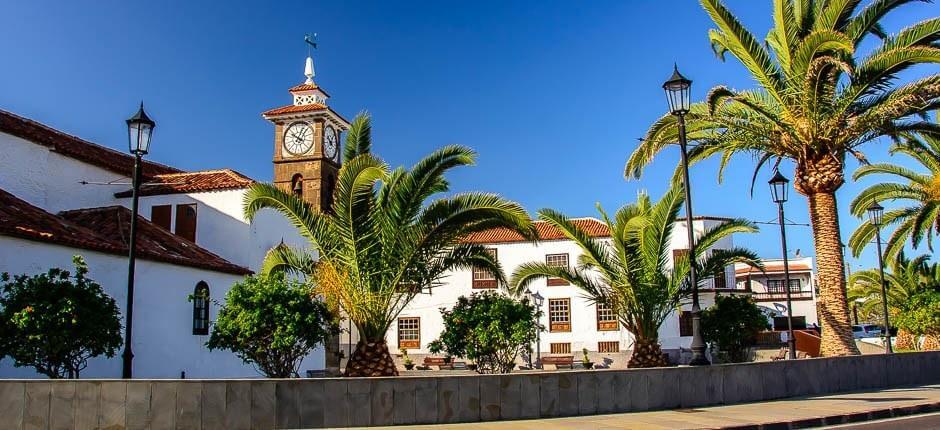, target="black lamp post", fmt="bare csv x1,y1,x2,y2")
530,290,544,369
769,171,797,359
866,202,893,354
664,65,709,366
122,103,155,379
